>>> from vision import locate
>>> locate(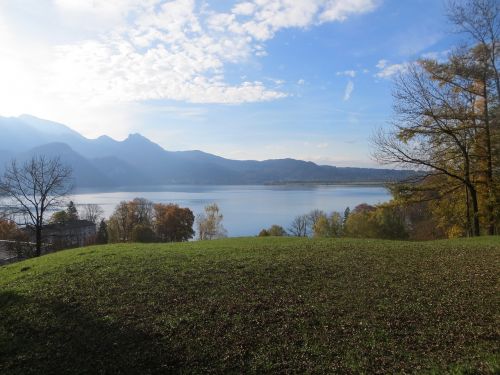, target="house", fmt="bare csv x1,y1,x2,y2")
42,220,97,249
24,220,97,250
